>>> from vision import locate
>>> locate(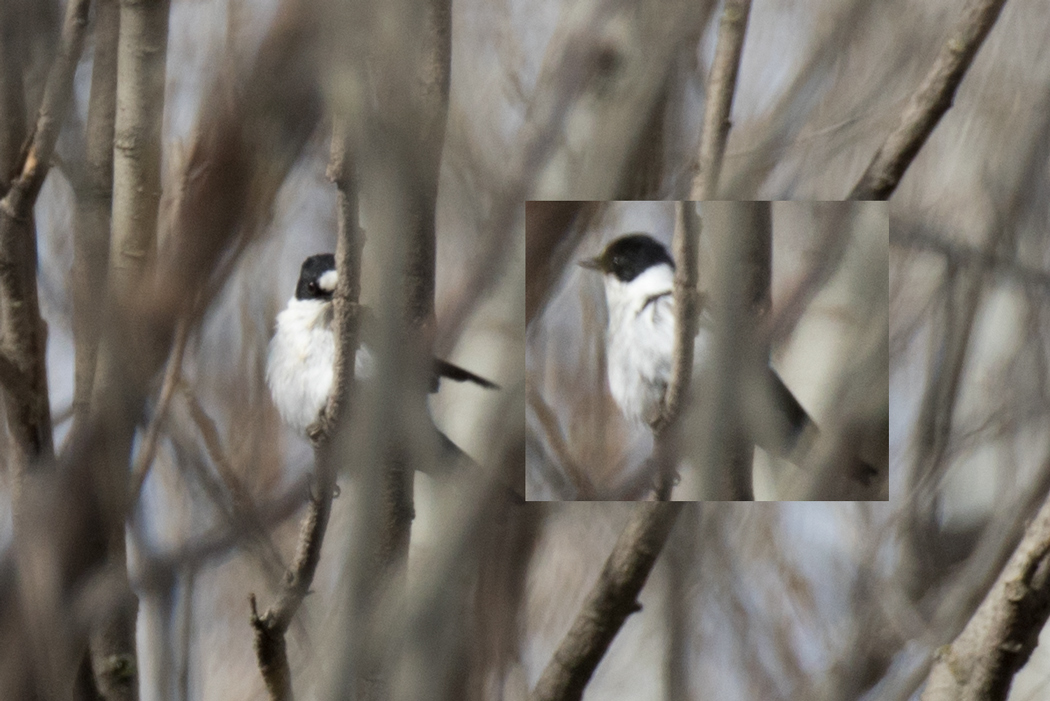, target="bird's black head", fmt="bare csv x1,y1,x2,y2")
295,253,337,301
579,233,675,282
